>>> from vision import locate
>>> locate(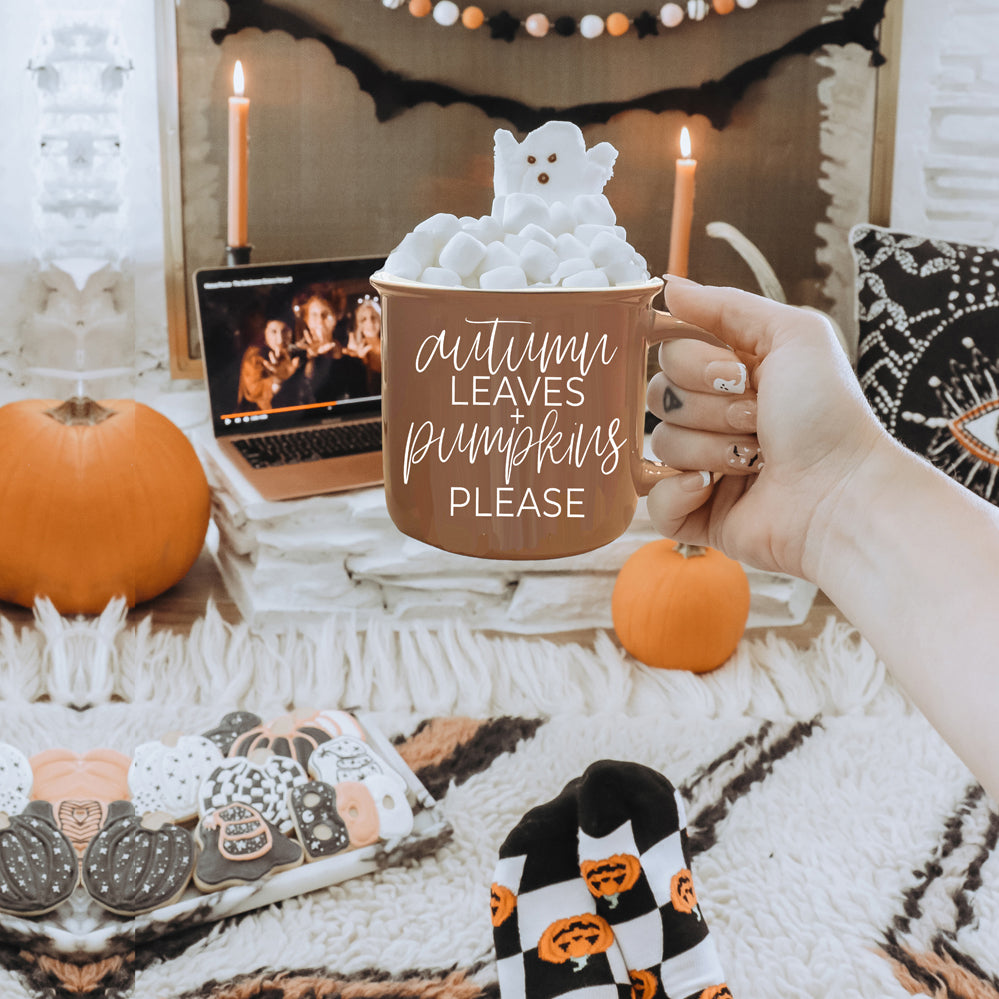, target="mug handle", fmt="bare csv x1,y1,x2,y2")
633,307,724,496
